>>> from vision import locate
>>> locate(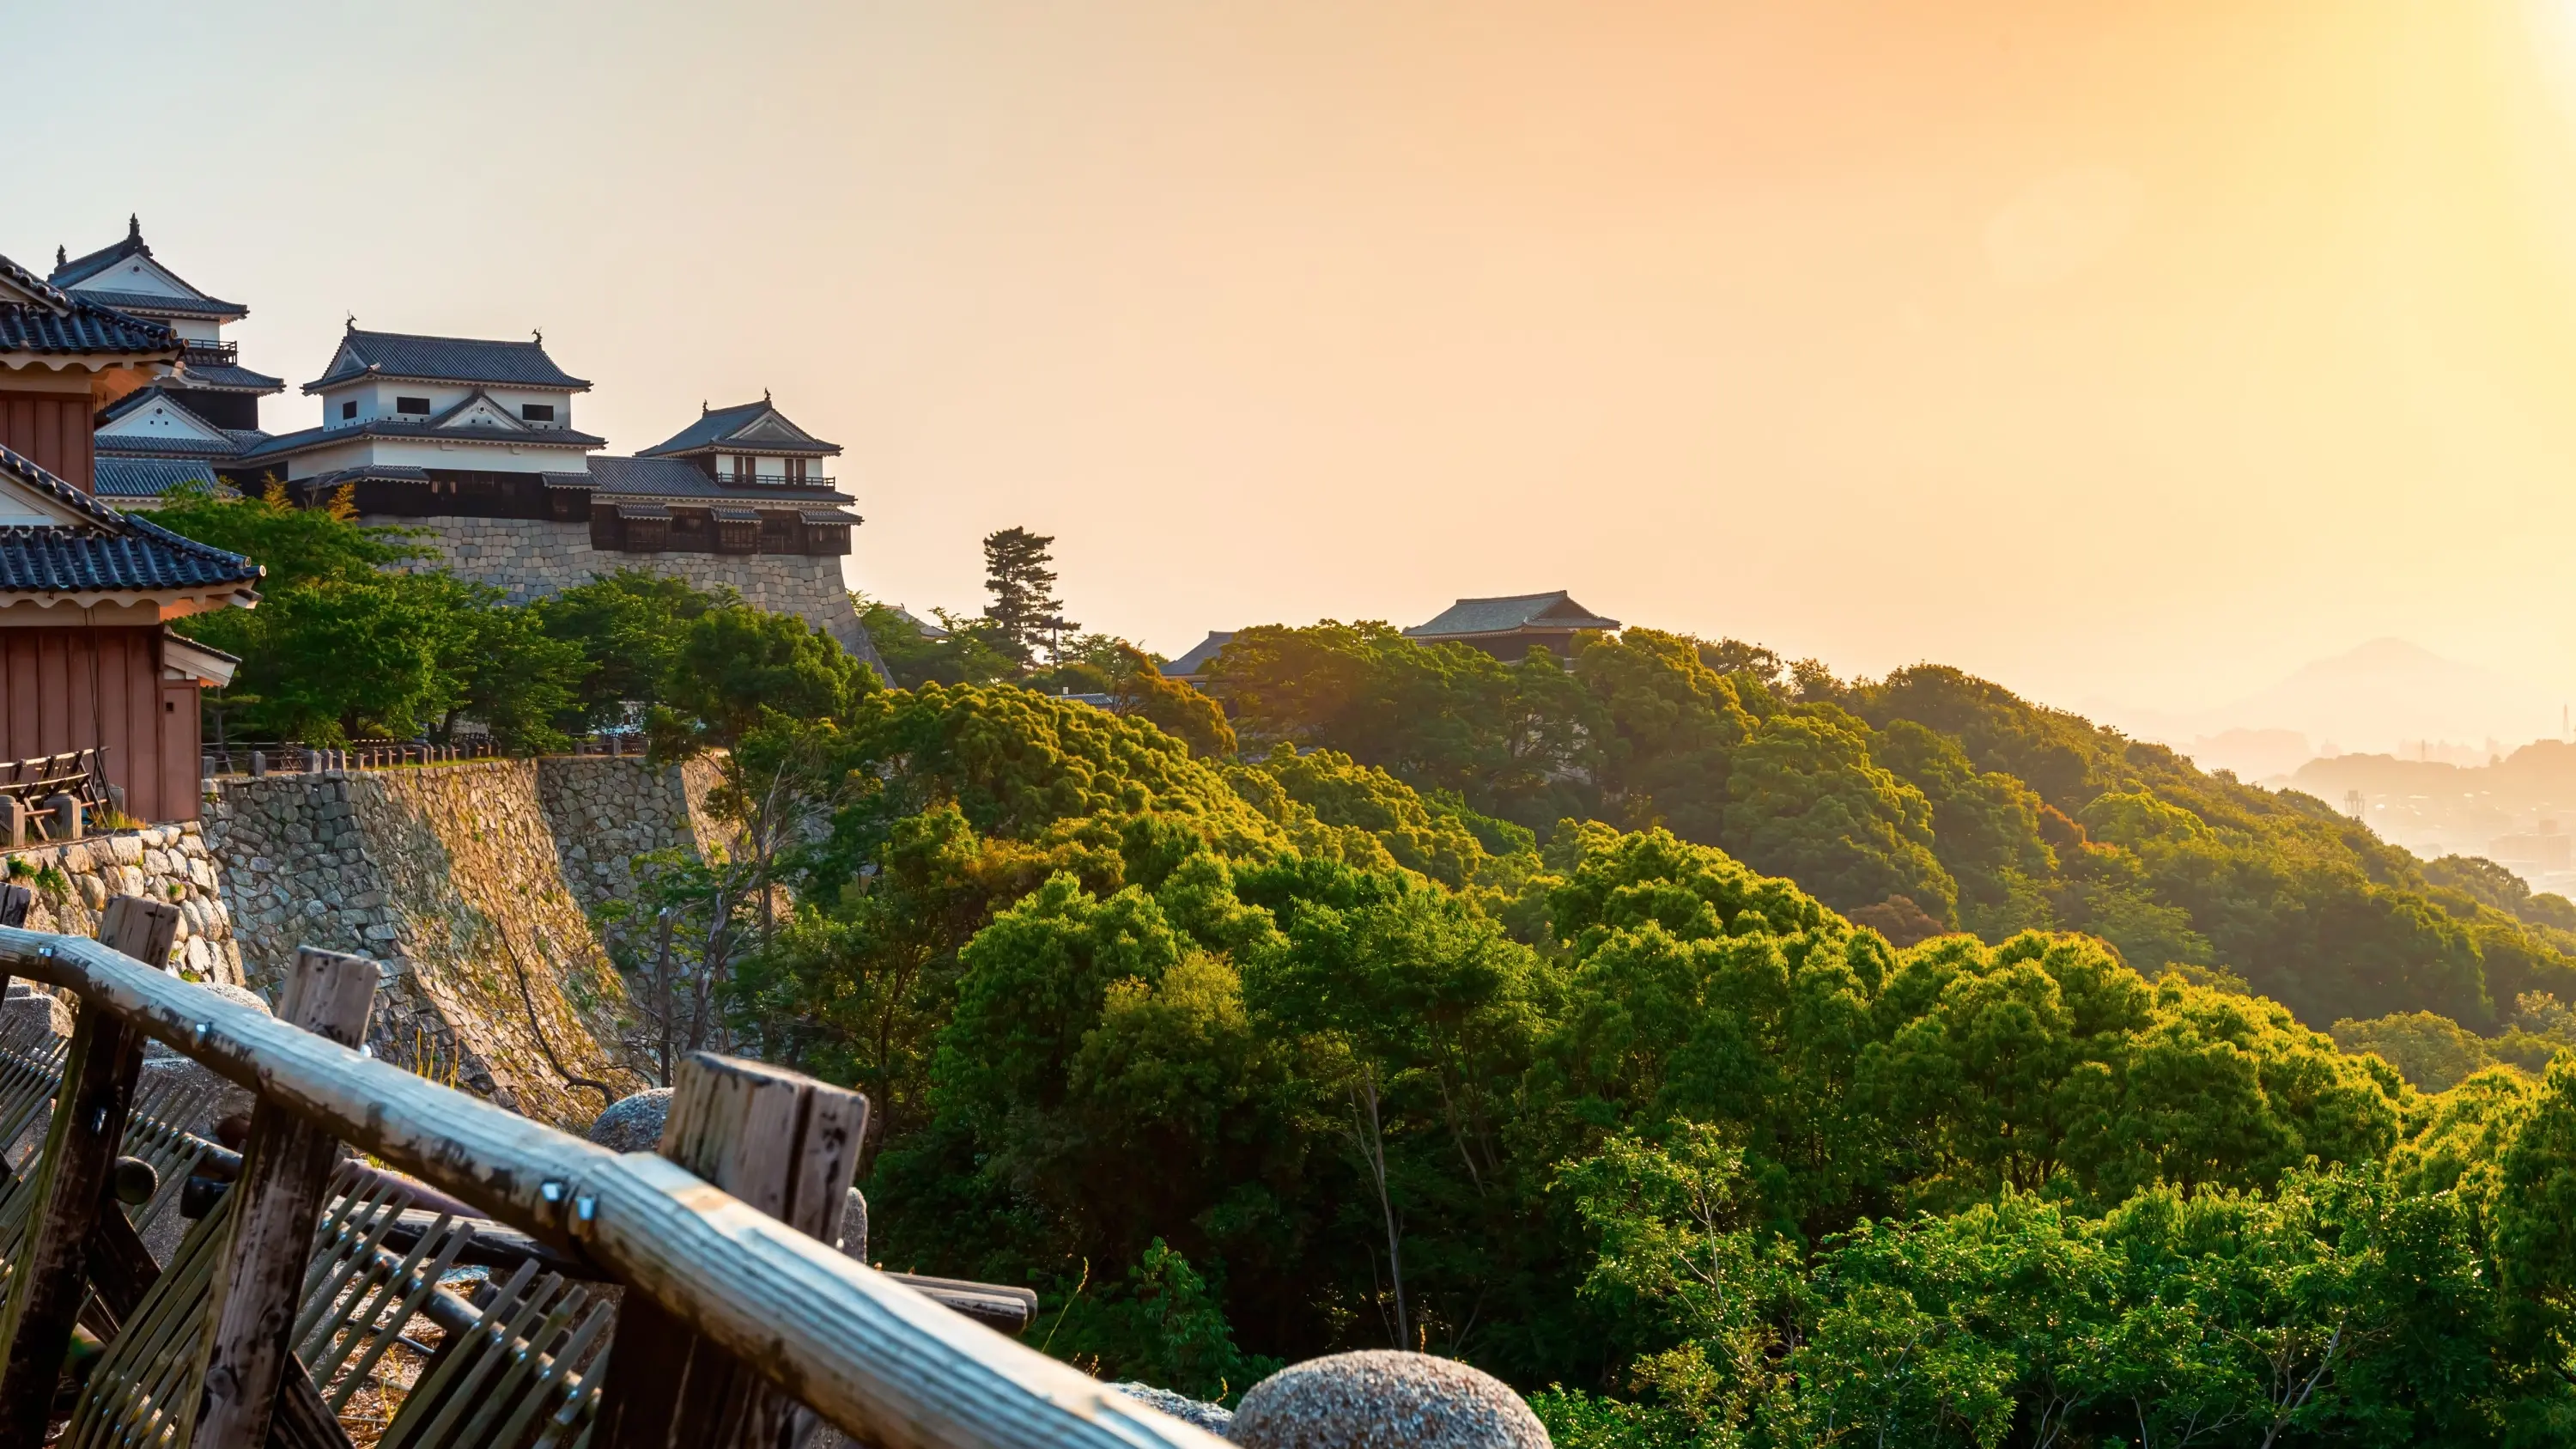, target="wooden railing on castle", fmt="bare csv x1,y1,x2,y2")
0,892,1227,1448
